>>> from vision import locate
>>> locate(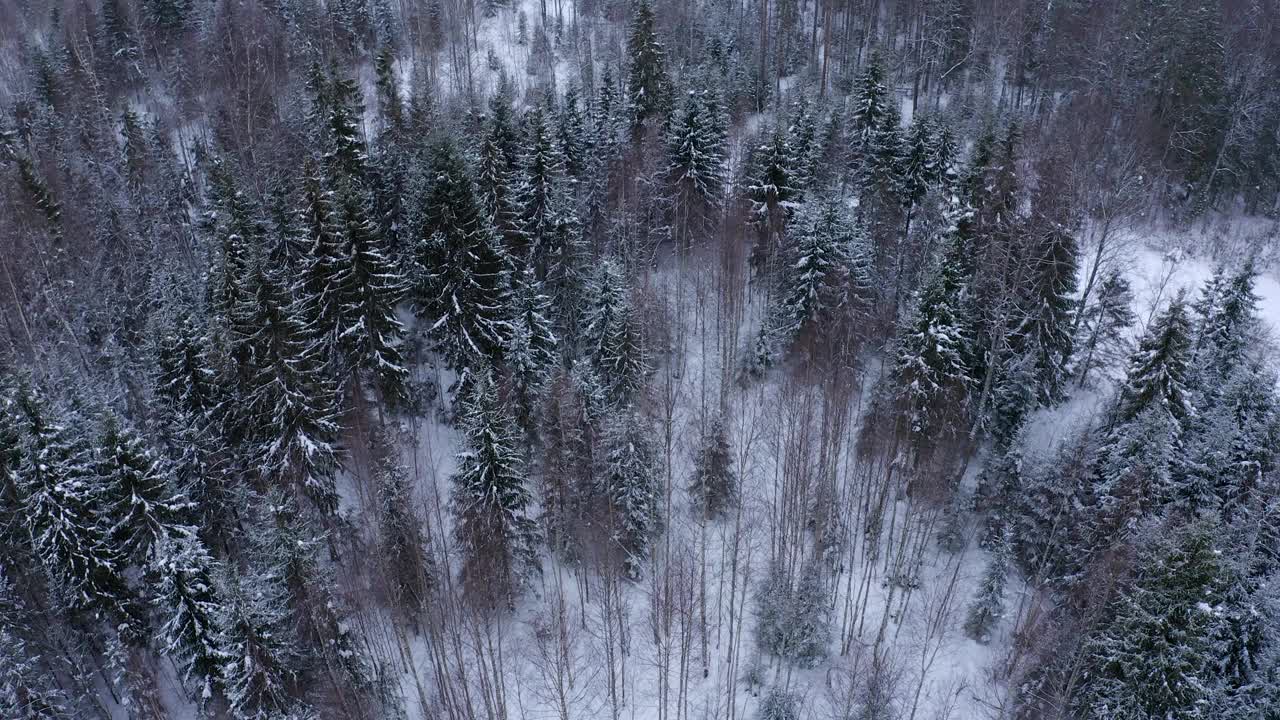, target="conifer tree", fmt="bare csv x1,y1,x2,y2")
1015,213,1080,404
266,497,368,691
689,418,737,519
754,197,872,368
374,438,434,625
557,86,590,180
450,371,540,605
1195,260,1260,385
154,310,219,418
1074,270,1136,386
666,90,726,249
890,218,975,459
581,261,648,402
747,127,801,272
218,563,306,720
600,408,661,578
151,533,227,704
518,106,581,278
1076,522,1229,720
540,362,607,558
15,390,137,631
1113,293,1194,427
236,261,343,514
0,625,73,720
332,184,411,401
626,0,670,133
413,140,516,371
95,414,189,565
507,267,559,433
964,529,1010,644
